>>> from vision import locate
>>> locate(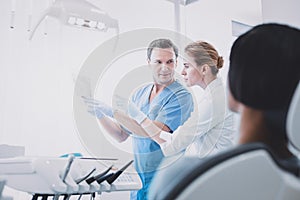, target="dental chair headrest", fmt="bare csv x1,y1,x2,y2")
287,81,300,151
